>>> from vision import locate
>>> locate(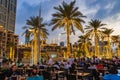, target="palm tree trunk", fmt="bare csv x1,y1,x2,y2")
31,40,34,65
33,31,38,64
85,42,89,57
12,48,15,61
94,30,99,57
10,47,12,60
108,36,112,58
117,44,120,58
37,27,40,63
66,24,70,58
83,43,85,57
